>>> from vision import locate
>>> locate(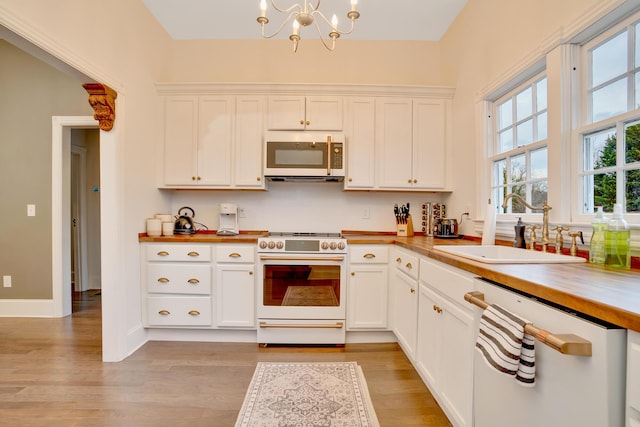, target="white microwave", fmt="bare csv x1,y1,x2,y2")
264,132,345,180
